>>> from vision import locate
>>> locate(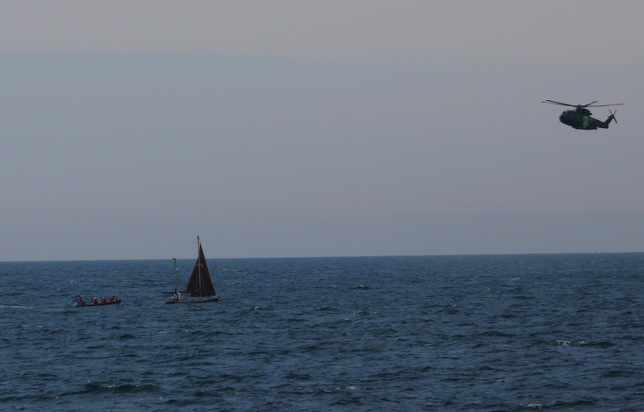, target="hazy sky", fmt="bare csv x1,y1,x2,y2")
2,1,644,261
